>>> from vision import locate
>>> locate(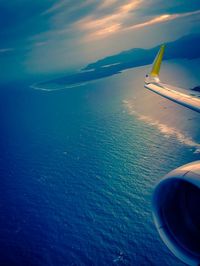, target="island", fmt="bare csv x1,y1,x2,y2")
35,34,200,90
